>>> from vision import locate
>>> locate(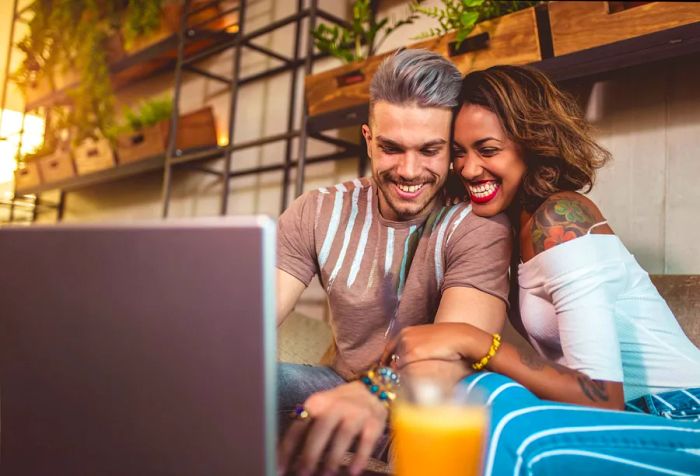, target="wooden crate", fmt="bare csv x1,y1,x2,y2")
24,70,79,106
173,107,218,151
115,107,217,163
74,137,116,175
549,1,700,57
116,122,168,164
38,146,76,183
304,7,541,118
14,159,42,192
414,8,541,77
